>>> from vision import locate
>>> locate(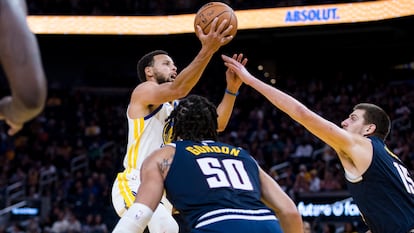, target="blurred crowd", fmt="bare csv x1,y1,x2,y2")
0,65,412,232
26,0,377,16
